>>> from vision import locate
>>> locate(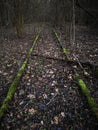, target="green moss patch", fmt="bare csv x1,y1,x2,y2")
0,34,40,119
53,29,98,119
53,29,70,61
76,74,98,119
28,34,39,56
